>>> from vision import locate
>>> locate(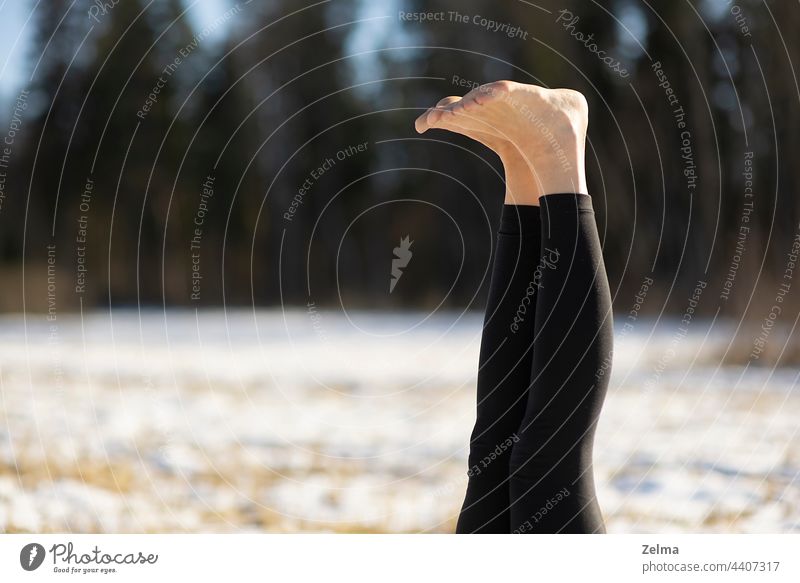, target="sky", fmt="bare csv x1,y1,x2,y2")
0,0,235,100
0,0,726,108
